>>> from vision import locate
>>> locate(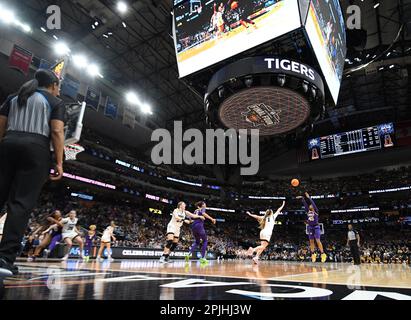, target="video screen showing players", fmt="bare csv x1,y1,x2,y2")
305,0,347,105
173,0,301,77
